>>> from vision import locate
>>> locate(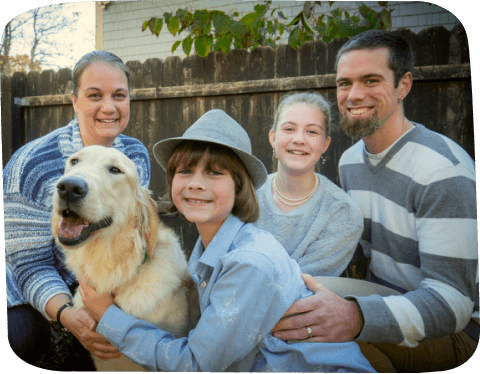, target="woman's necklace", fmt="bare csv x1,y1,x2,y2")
272,174,320,206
